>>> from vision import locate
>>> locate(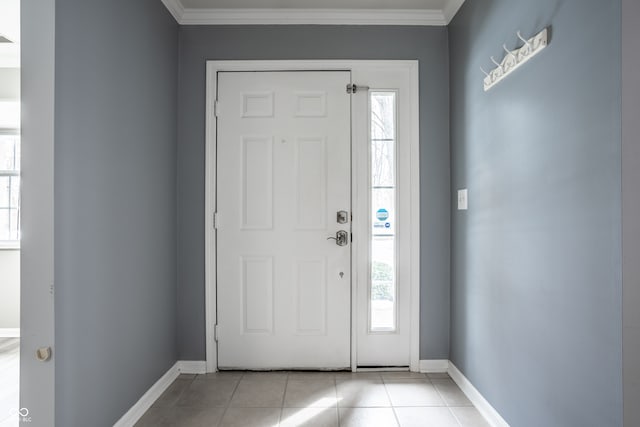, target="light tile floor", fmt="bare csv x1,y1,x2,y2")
136,371,490,427
0,338,19,427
